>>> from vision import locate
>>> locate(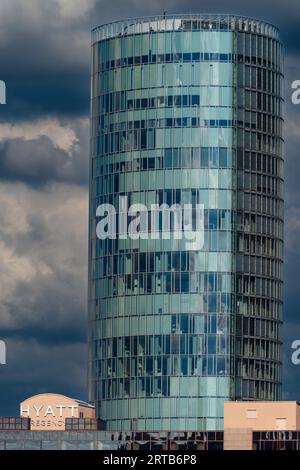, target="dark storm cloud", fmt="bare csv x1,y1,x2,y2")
0,0,92,121
0,184,88,336
277,57,300,396
0,74,90,122
282,321,300,400
0,137,73,186
2,271,87,342
0,338,86,416
0,133,88,187
0,0,93,407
